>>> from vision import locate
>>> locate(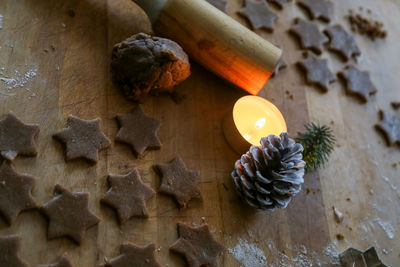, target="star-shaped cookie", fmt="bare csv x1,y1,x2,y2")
53,116,110,163
115,106,161,157
324,24,361,62
238,0,278,32
297,52,336,92
40,184,101,244
267,0,292,10
0,235,29,267
38,254,73,267
297,0,333,22
155,157,201,208
0,162,38,225
205,0,228,12
289,18,328,55
0,112,39,161
338,66,377,103
105,243,161,267
375,110,400,147
170,222,224,267
271,45,287,78
101,170,155,224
